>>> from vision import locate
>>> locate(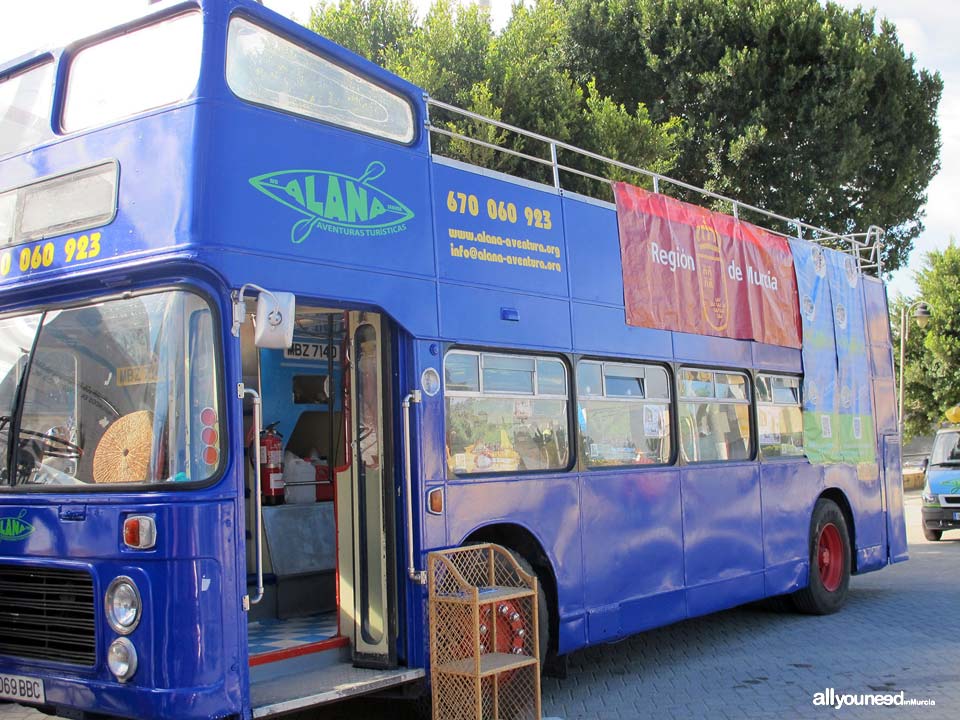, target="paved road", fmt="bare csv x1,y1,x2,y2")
3,490,958,719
